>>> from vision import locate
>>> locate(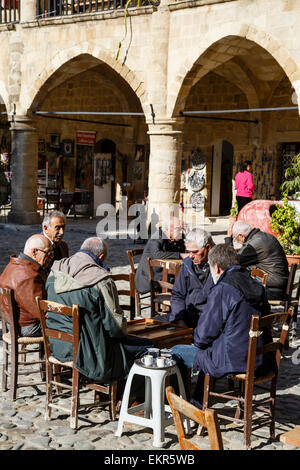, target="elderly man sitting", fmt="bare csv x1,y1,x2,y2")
226,220,289,300
170,243,271,409
135,215,185,295
46,237,154,384
168,228,215,328
42,210,69,261
0,234,53,337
